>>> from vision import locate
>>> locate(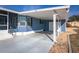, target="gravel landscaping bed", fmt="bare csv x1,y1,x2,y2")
69,33,79,53
49,27,79,53
49,32,69,53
